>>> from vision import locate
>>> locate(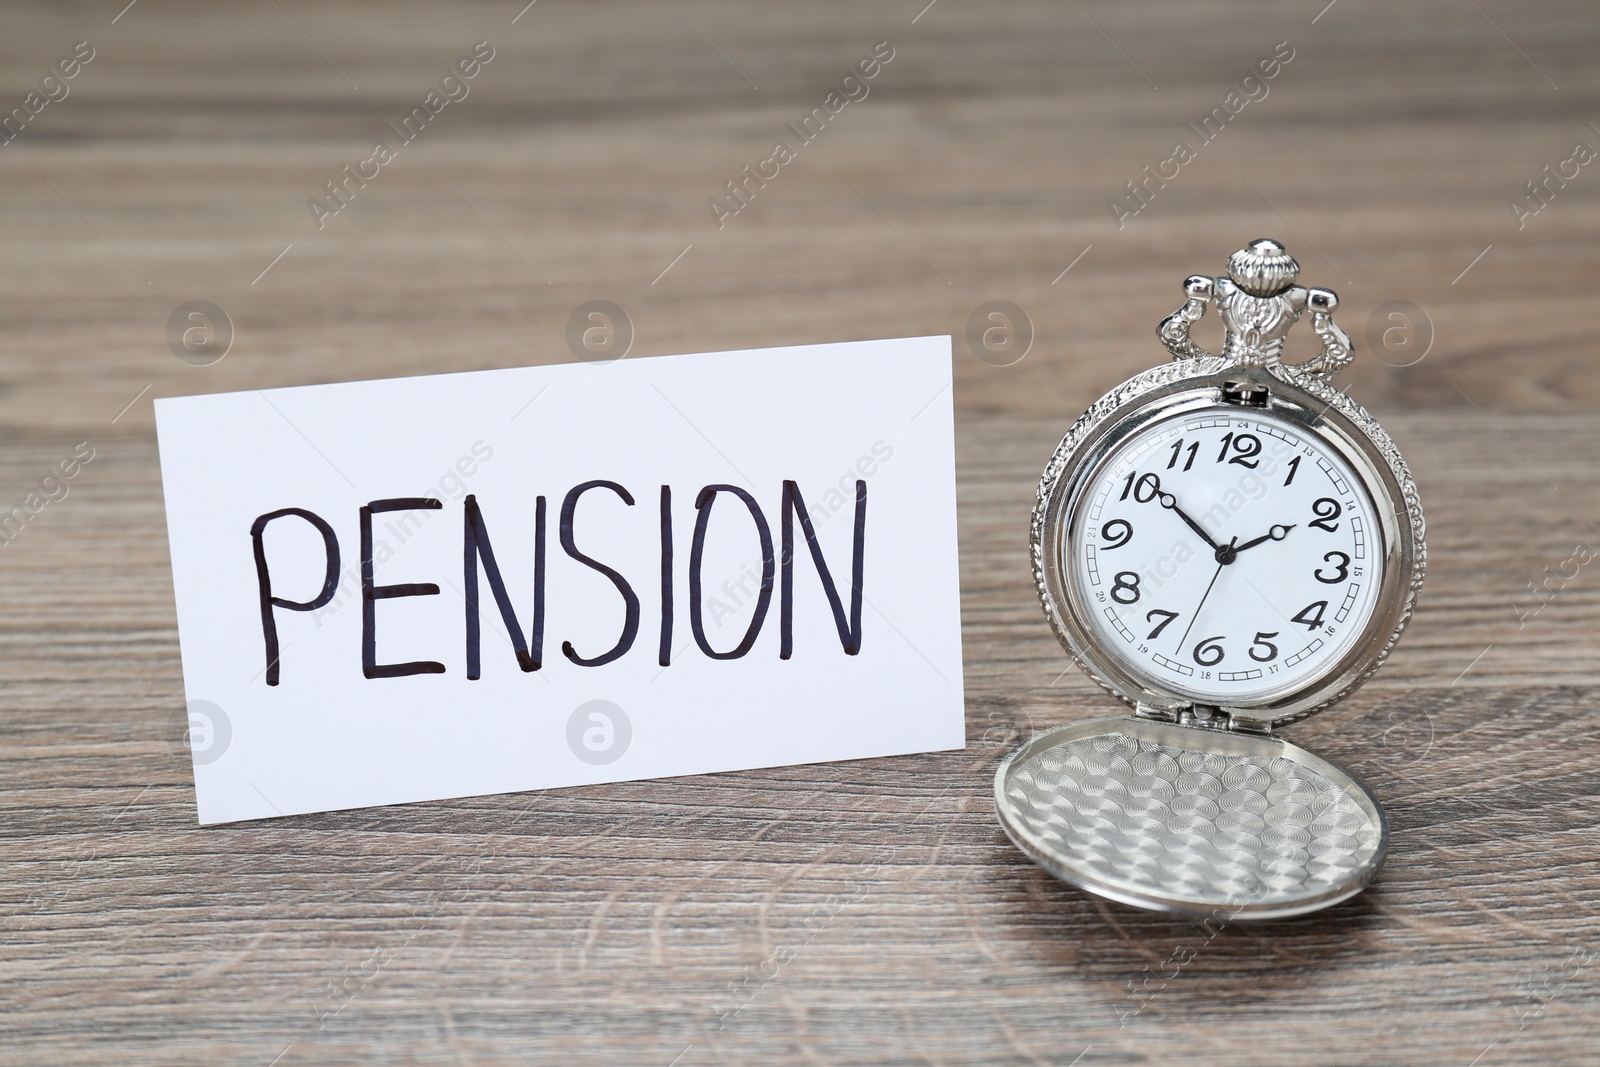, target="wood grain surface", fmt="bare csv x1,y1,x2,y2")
2,1,1598,1064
